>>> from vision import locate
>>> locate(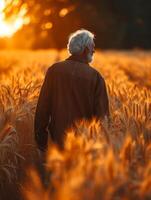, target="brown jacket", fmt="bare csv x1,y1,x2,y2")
34,54,109,151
